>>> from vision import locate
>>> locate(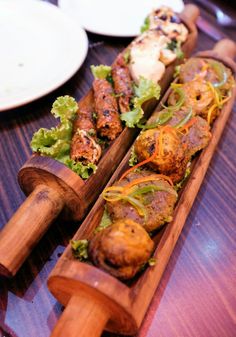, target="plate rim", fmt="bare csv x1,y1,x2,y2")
58,0,143,37
0,0,89,112
58,0,185,37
